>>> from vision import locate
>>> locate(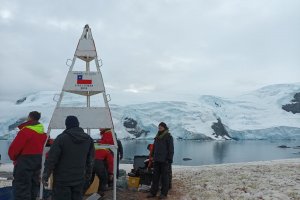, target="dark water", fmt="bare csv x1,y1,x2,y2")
121,139,300,166
1,139,300,166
